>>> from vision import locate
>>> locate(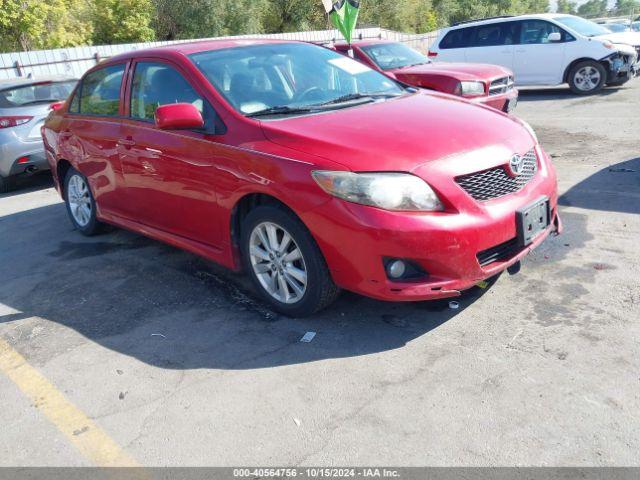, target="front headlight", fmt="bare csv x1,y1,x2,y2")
311,171,444,211
460,81,486,96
